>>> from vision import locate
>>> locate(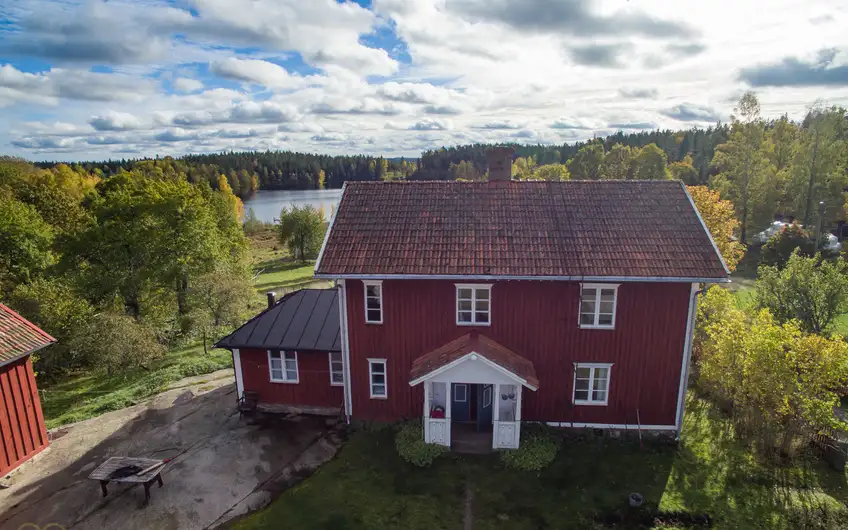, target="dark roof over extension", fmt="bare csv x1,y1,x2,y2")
0,303,56,368
315,180,729,280
215,289,341,352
